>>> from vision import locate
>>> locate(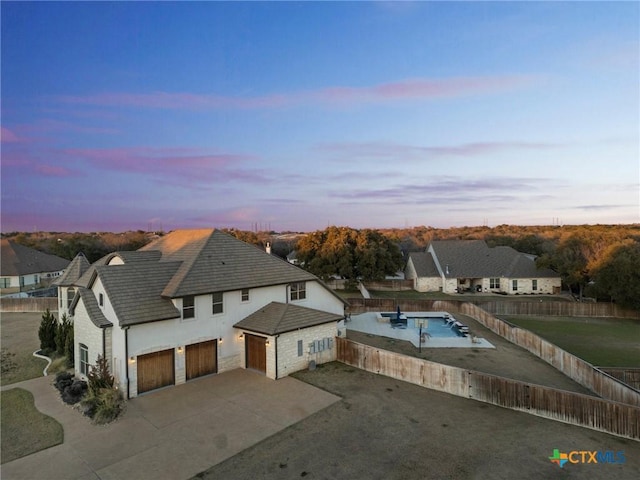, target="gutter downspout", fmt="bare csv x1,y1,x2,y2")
274,334,280,380
124,326,130,399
